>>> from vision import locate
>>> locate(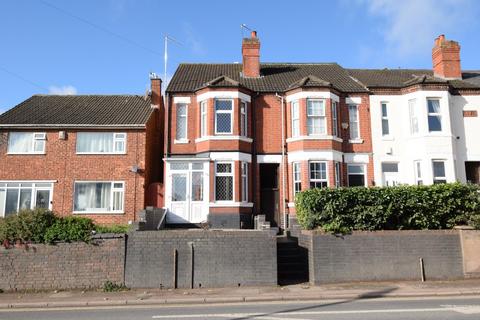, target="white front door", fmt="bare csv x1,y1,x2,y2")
167,162,208,224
